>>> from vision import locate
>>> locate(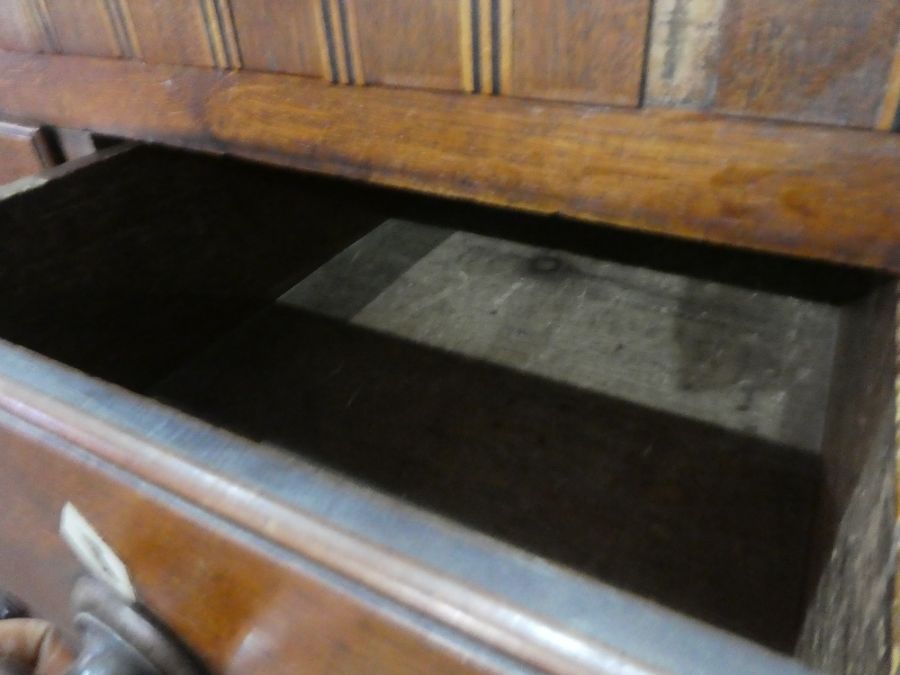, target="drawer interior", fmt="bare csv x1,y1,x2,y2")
0,146,893,667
